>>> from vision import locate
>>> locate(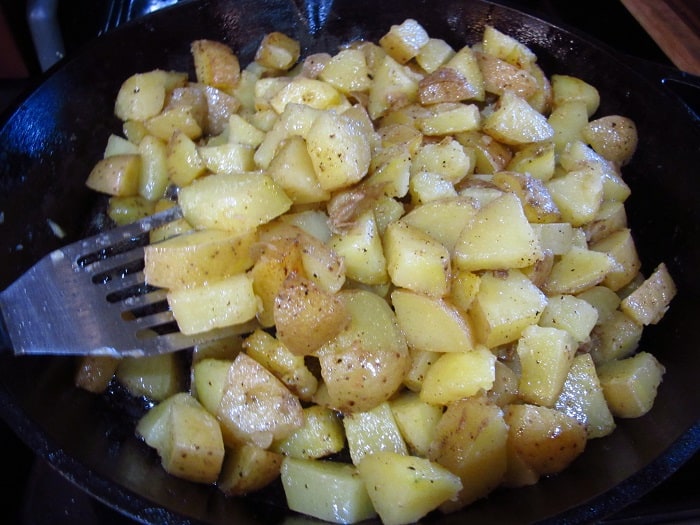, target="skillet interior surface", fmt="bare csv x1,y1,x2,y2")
1,0,699,523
